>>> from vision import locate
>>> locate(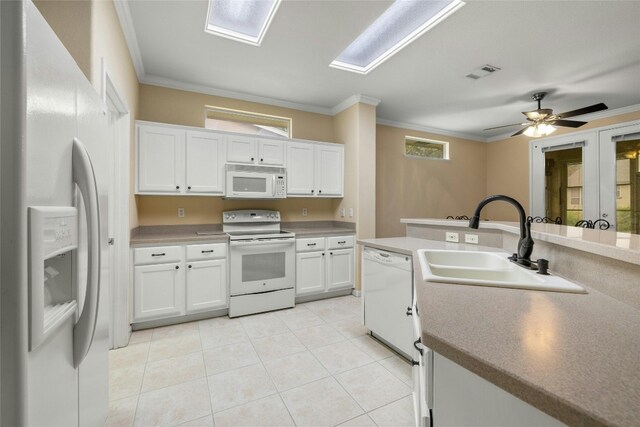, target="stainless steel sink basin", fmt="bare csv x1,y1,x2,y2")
418,250,586,294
